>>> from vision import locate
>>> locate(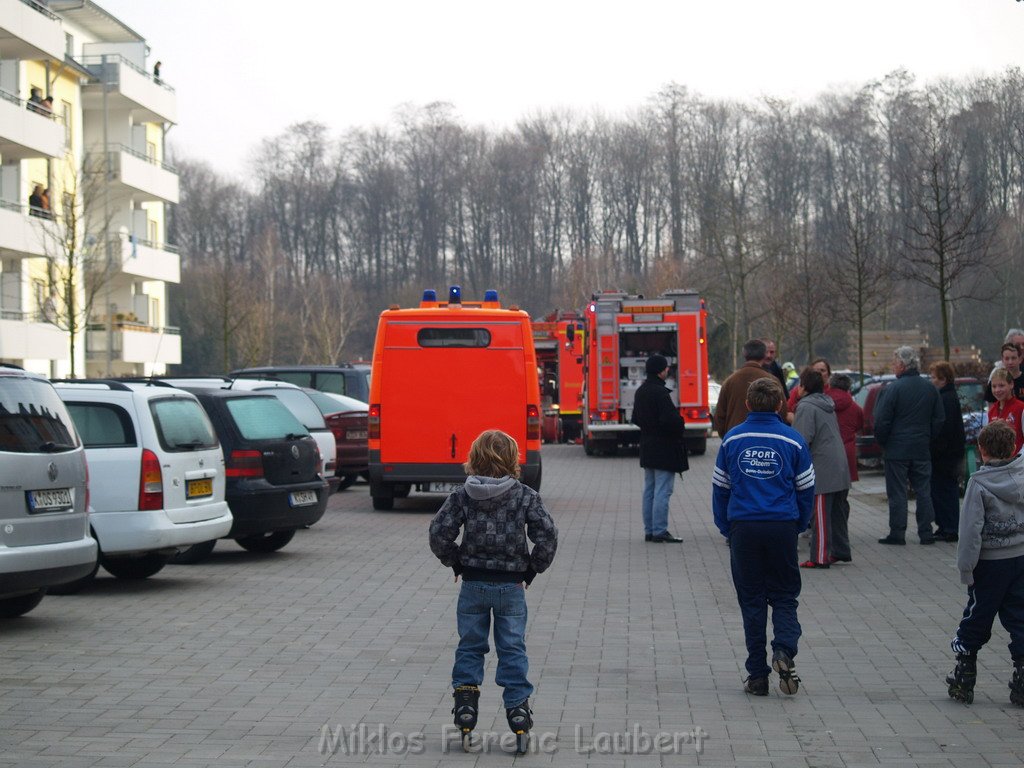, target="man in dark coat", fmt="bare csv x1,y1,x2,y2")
874,346,945,545
631,354,688,543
